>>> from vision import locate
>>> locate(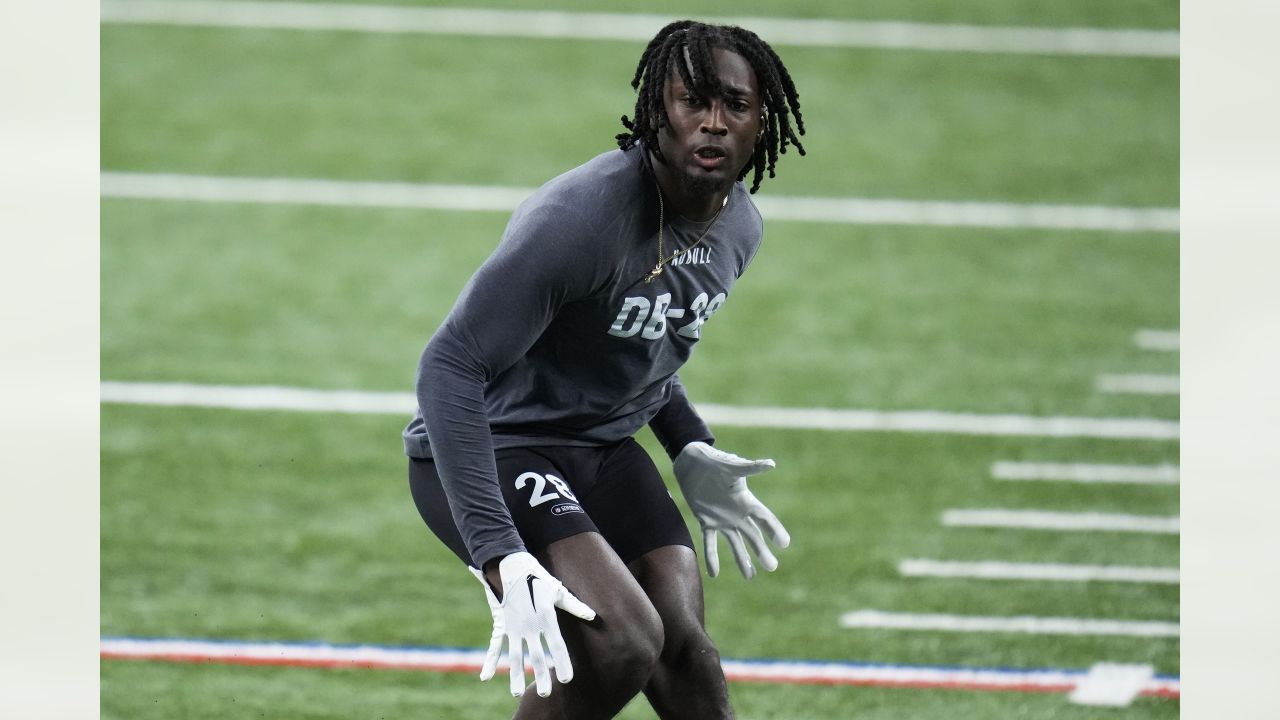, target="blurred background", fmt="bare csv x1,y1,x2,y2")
100,1,1178,717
